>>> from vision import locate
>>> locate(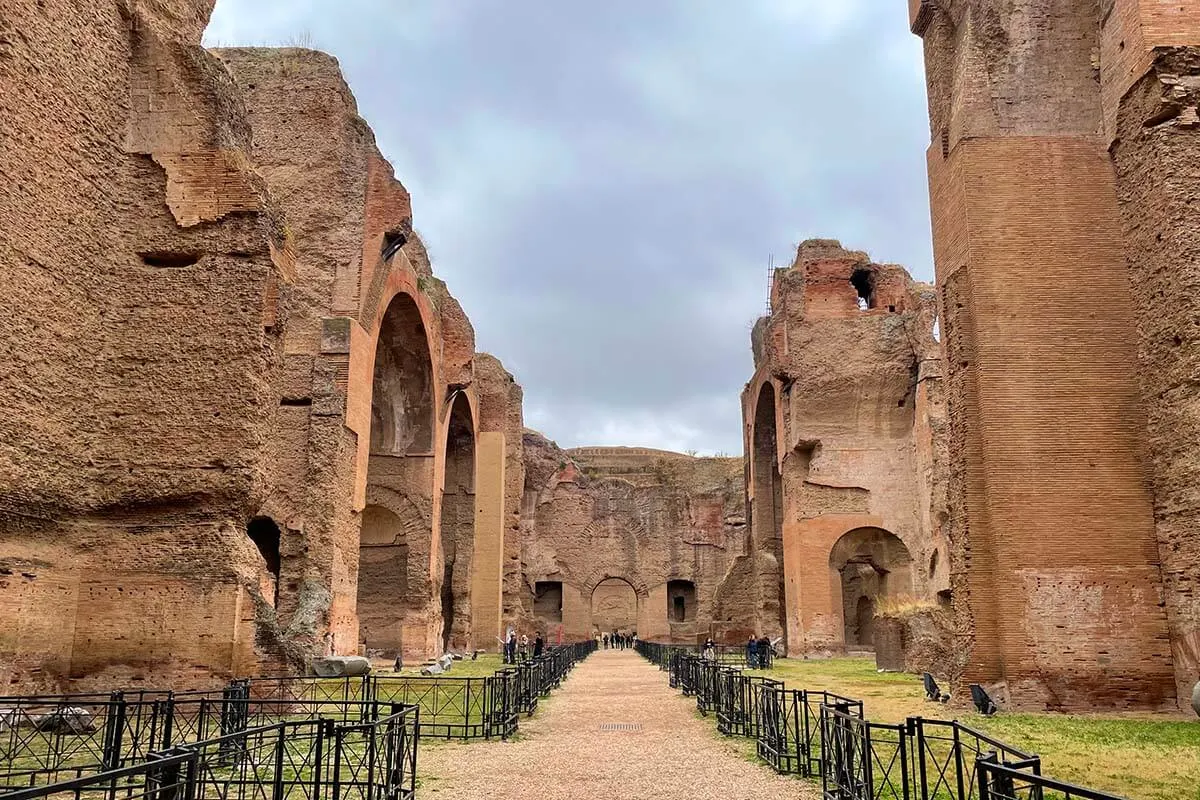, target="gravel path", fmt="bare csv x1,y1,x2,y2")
417,649,815,799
